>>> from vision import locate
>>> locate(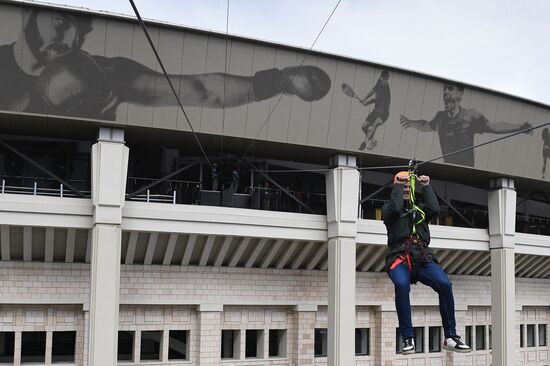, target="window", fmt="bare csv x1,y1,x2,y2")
527,324,535,347
0,332,14,364
118,331,134,361
355,328,369,356
475,326,486,350
269,329,287,358
141,331,162,361
414,327,424,353
520,324,524,348
221,330,239,359
314,328,327,357
21,331,46,363
429,327,441,352
245,330,264,358
396,327,424,353
168,330,188,360
539,324,547,347
52,331,76,363
465,326,472,349
488,325,492,350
